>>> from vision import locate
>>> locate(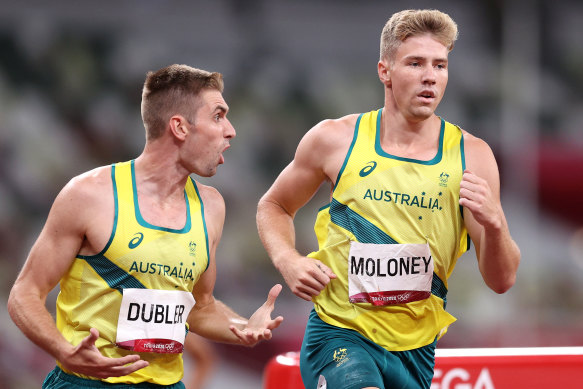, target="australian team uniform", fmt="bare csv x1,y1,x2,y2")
300,109,470,388
44,160,209,388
